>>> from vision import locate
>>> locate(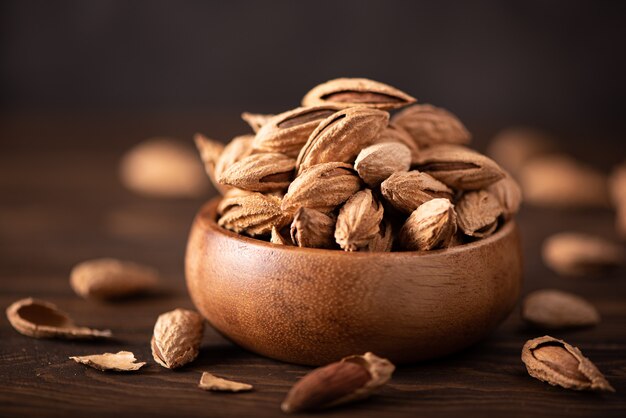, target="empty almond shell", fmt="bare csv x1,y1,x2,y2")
6,298,112,339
